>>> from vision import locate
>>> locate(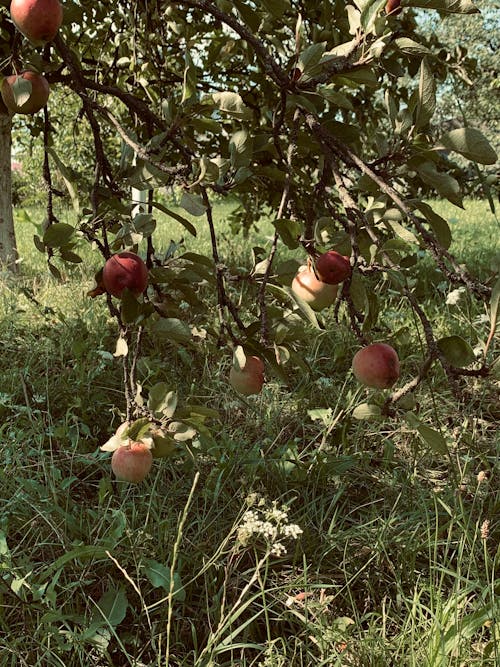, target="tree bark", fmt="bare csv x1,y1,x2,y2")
0,109,18,272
